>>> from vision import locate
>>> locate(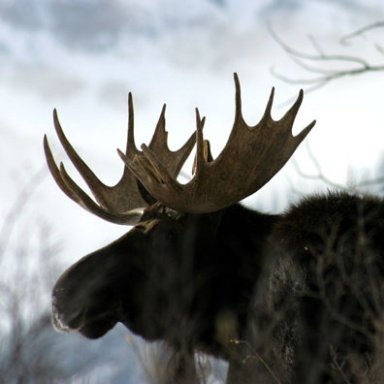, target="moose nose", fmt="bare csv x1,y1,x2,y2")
51,288,85,332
